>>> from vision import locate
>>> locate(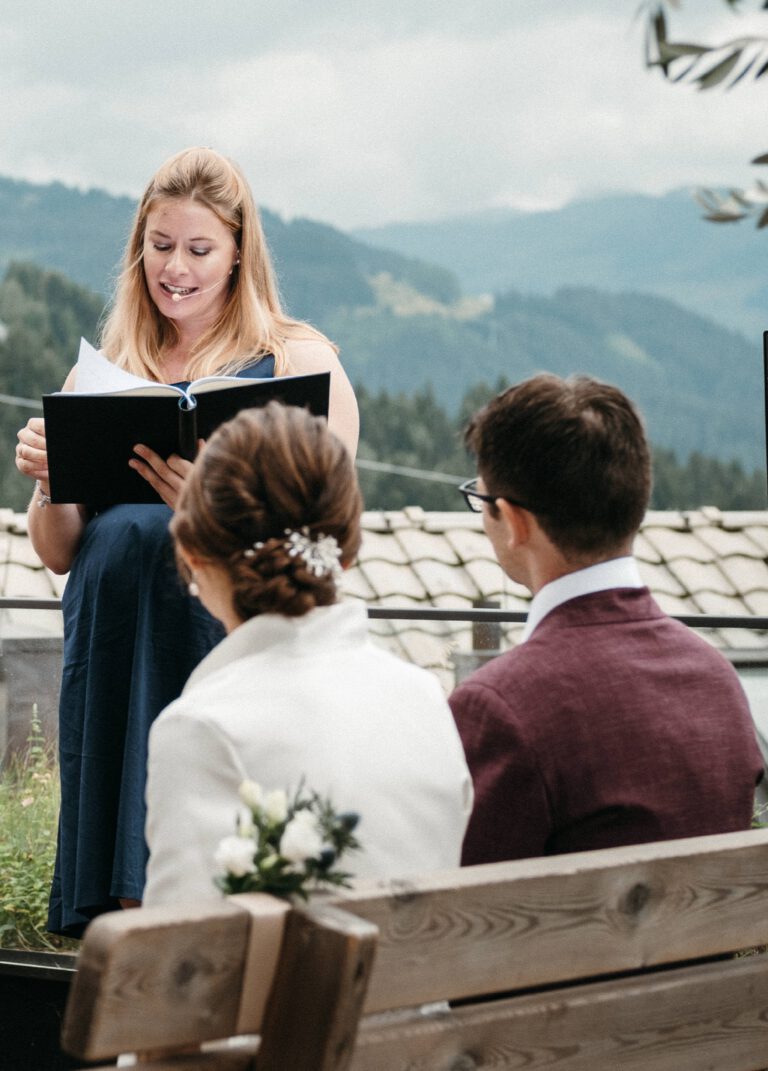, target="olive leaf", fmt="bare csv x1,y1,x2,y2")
642,2,768,228
645,1,768,89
